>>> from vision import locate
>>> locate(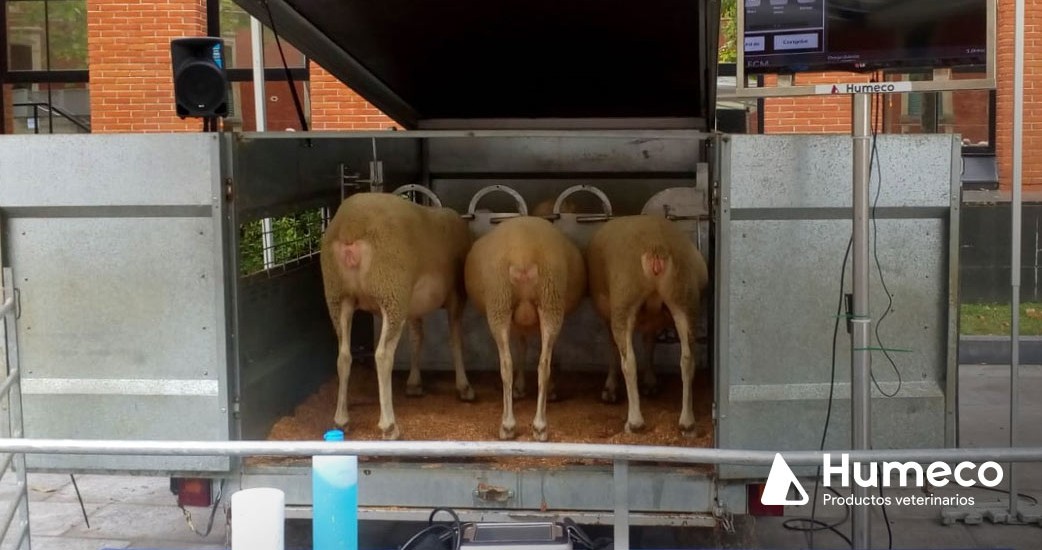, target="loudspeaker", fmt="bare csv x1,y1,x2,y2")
171,37,229,118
